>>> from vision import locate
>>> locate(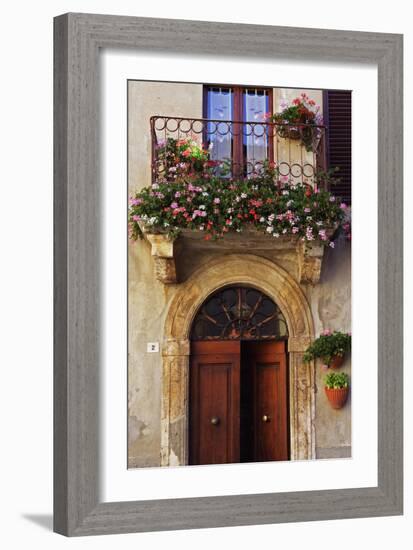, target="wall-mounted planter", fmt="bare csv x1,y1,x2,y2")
324,386,349,409
329,354,345,369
